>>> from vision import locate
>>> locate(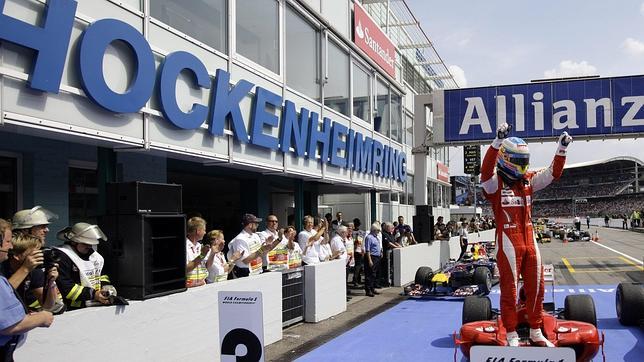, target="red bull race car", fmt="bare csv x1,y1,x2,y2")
404,243,498,298
456,265,603,361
